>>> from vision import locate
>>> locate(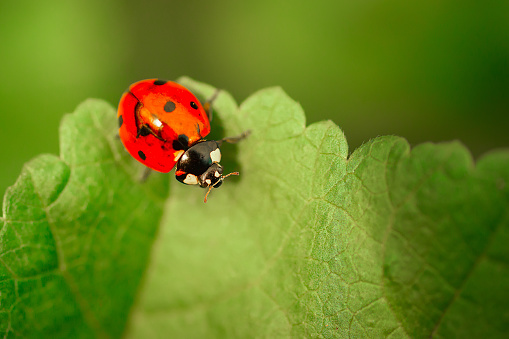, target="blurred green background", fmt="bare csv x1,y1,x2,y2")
1,1,508,200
